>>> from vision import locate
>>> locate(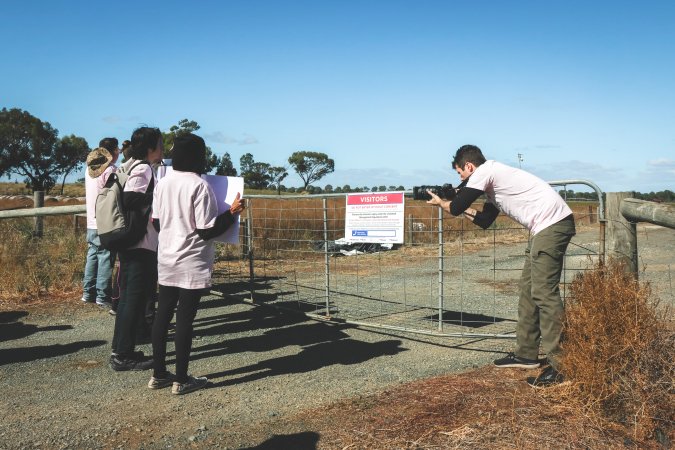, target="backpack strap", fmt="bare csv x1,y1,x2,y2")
126,160,155,194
